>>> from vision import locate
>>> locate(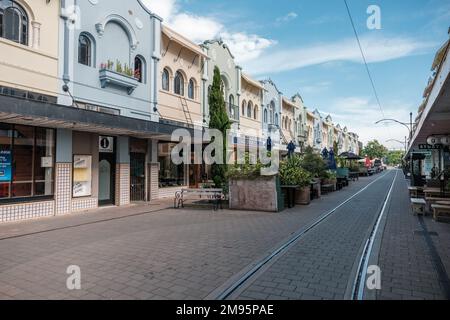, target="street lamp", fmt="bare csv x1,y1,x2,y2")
375,112,413,142
386,137,407,153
